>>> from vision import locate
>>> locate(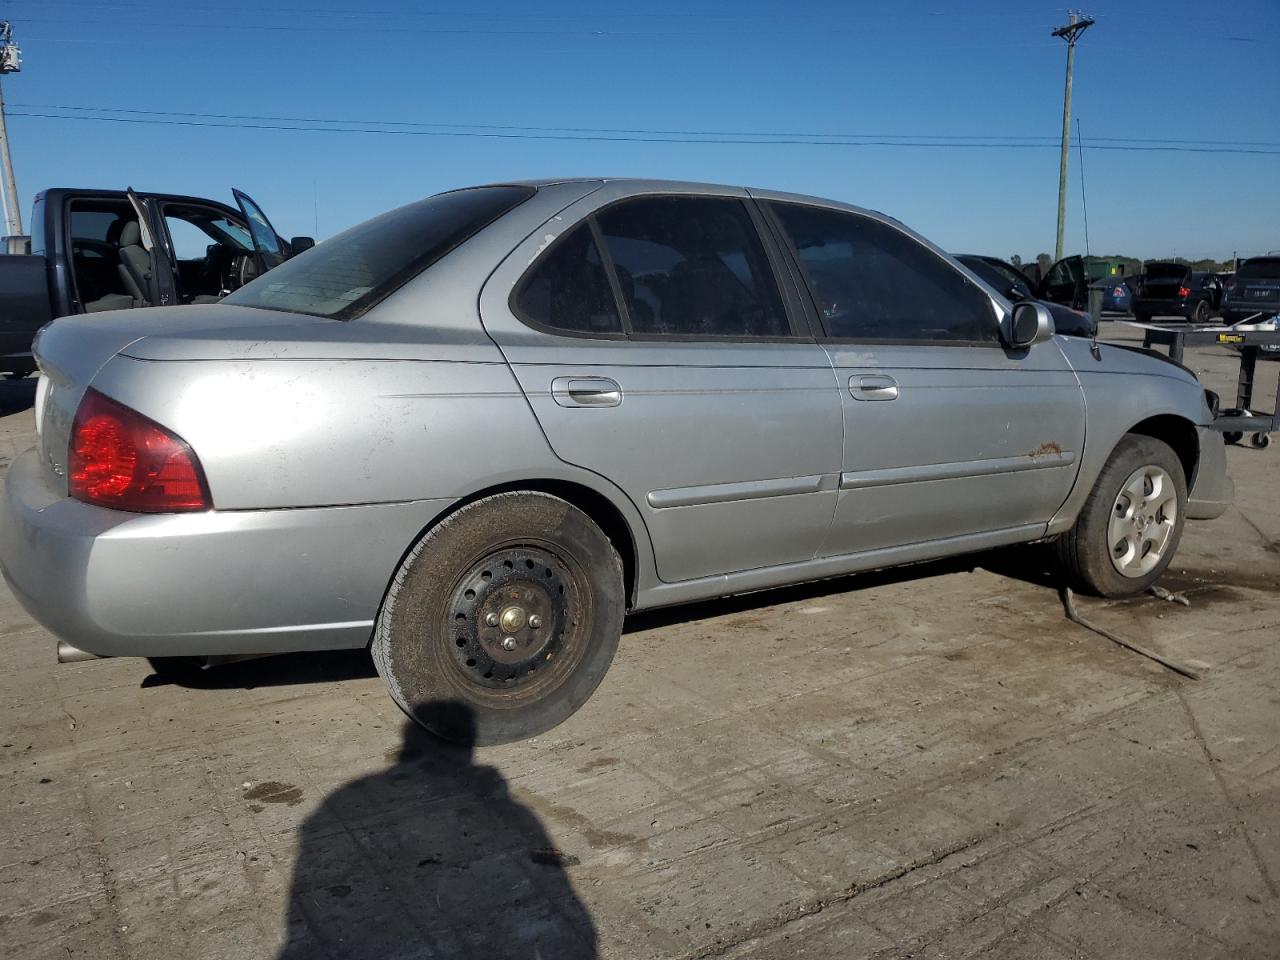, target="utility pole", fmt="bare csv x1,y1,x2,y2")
1052,11,1094,262
0,21,23,239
